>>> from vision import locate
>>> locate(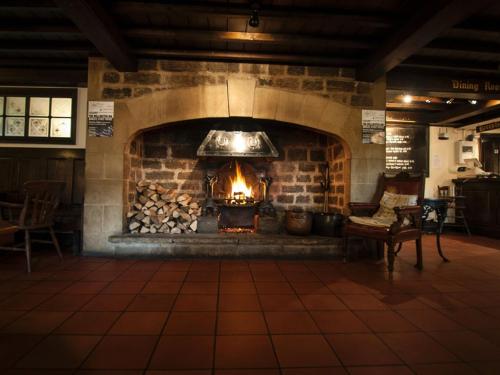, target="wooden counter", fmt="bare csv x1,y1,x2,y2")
453,178,500,238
